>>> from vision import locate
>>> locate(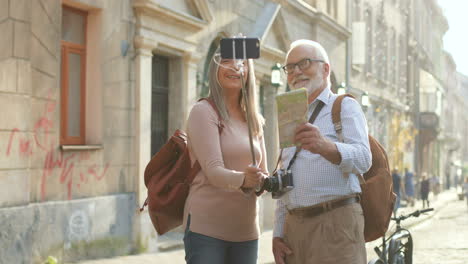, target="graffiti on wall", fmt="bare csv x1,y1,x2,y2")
4,90,110,200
